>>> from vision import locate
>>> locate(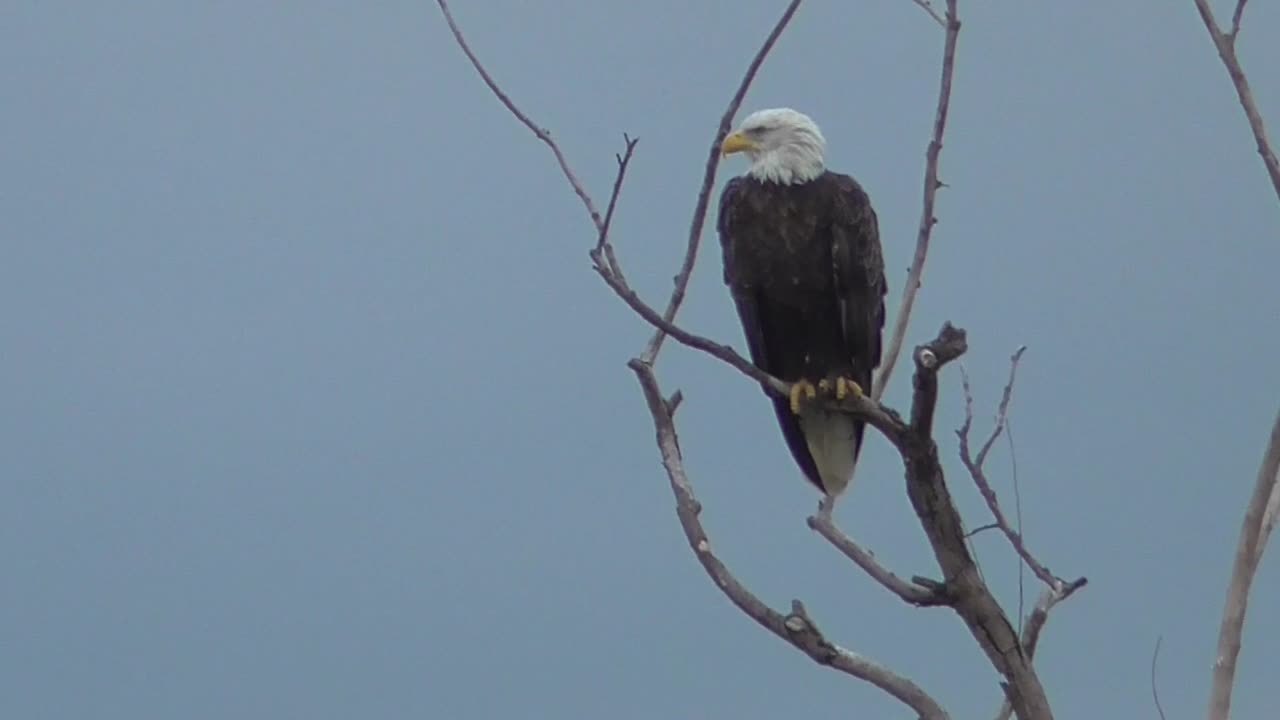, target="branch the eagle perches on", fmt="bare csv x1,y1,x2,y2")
437,0,1086,718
